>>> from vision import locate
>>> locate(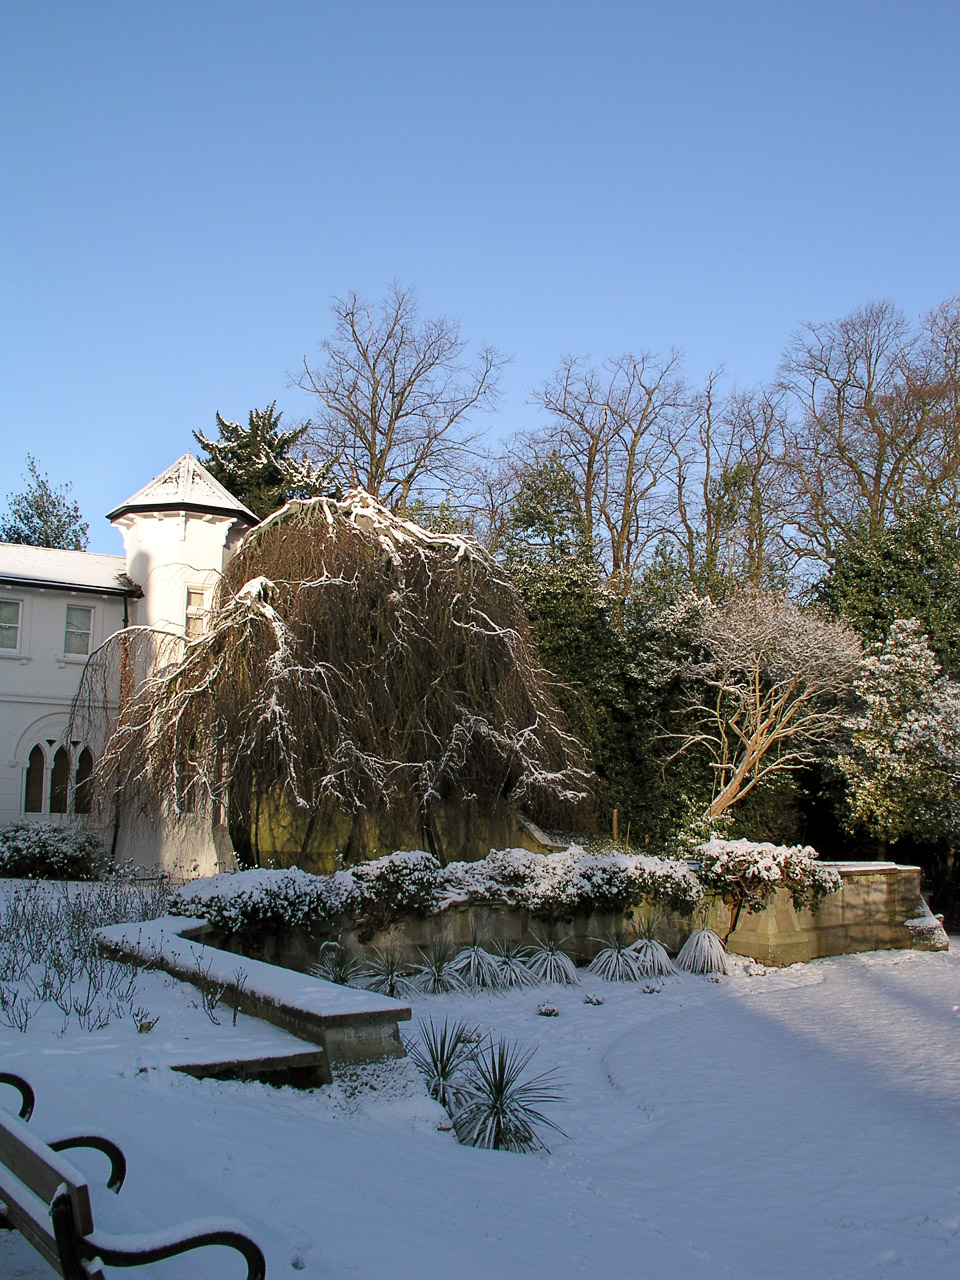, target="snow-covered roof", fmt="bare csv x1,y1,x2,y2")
0,543,135,595
107,454,257,524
